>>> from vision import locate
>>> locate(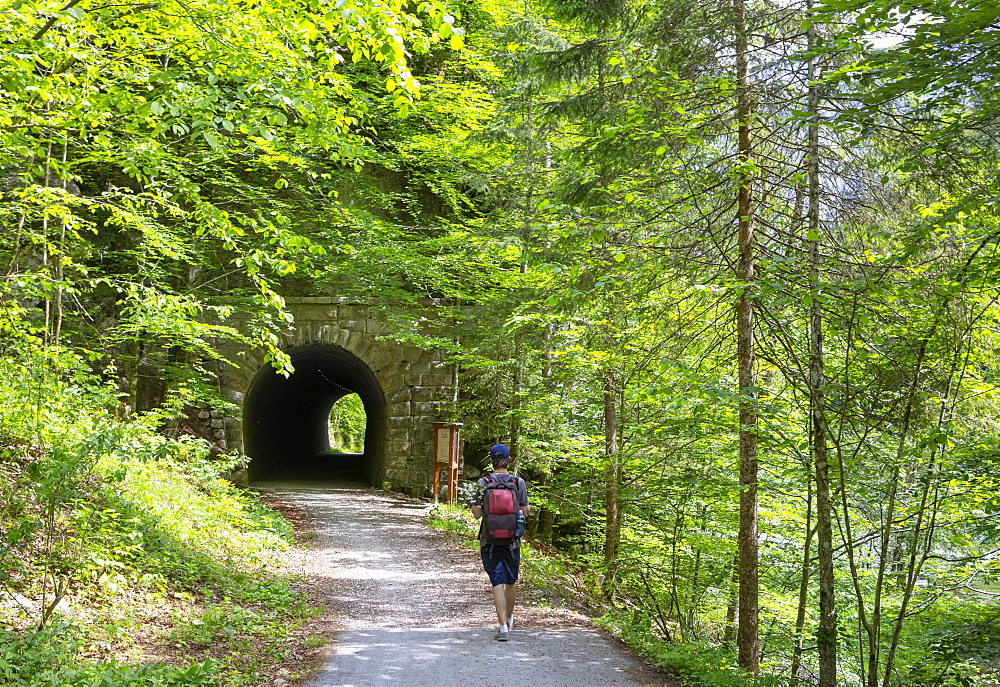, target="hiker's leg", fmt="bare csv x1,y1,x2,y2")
505,545,521,623
504,583,516,620
492,584,508,626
